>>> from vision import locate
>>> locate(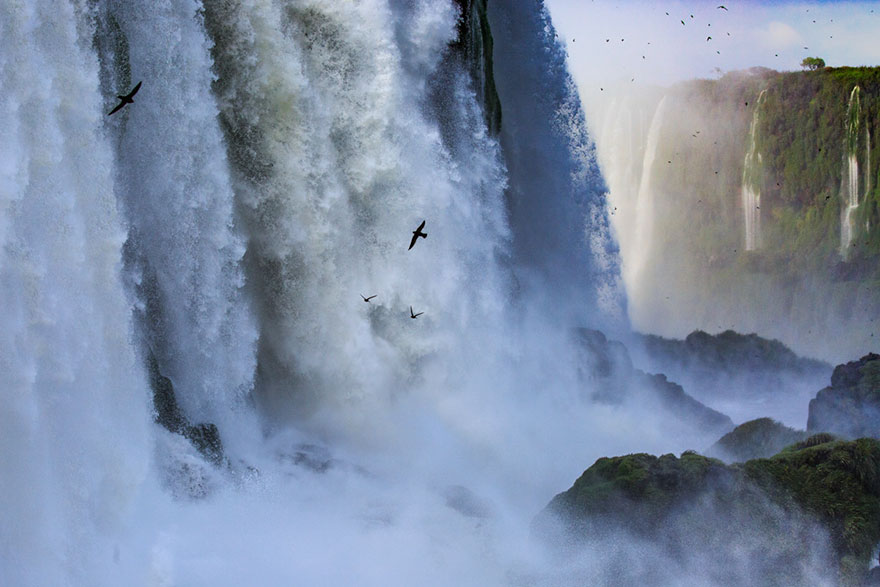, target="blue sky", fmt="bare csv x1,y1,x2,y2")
544,0,880,90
